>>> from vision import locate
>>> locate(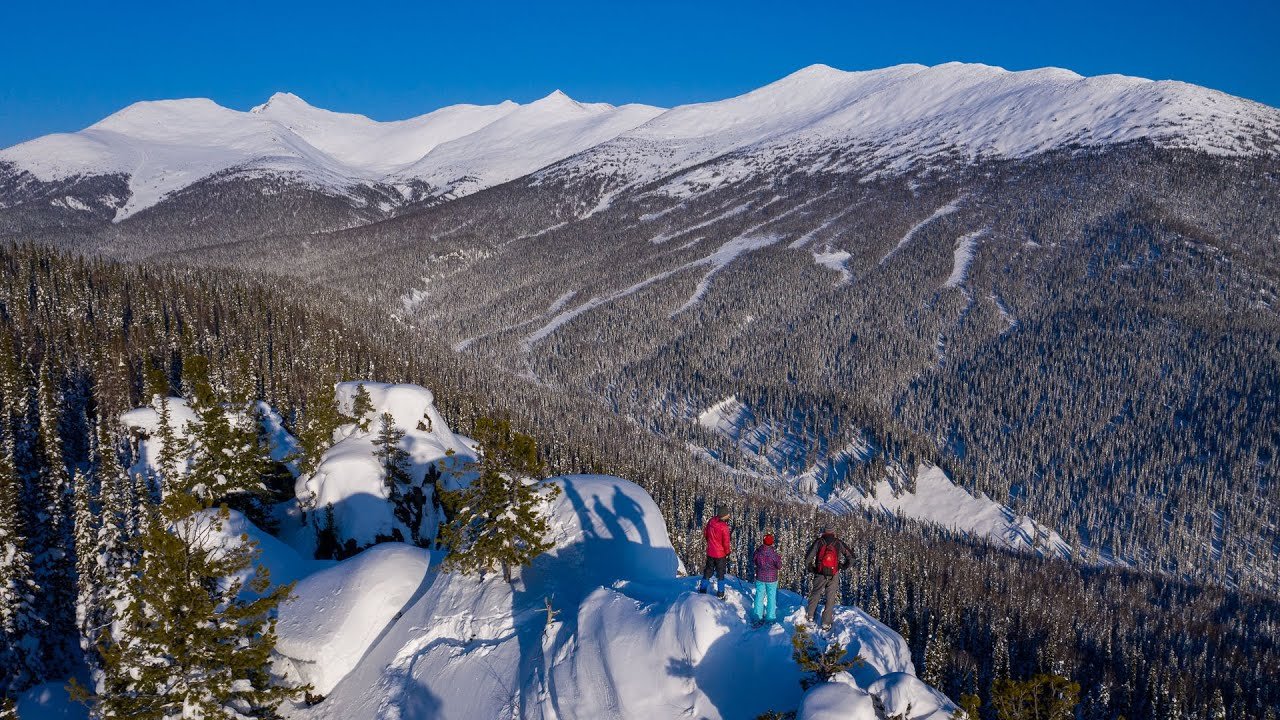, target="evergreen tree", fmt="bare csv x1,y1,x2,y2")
440,417,558,582
32,359,76,677
790,623,863,690
292,383,349,480
79,491,303,718
153,395,183,491
72,468,100,656
351,383,374,432
181,355,272,520
374,412,426,544
0,422,44,704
